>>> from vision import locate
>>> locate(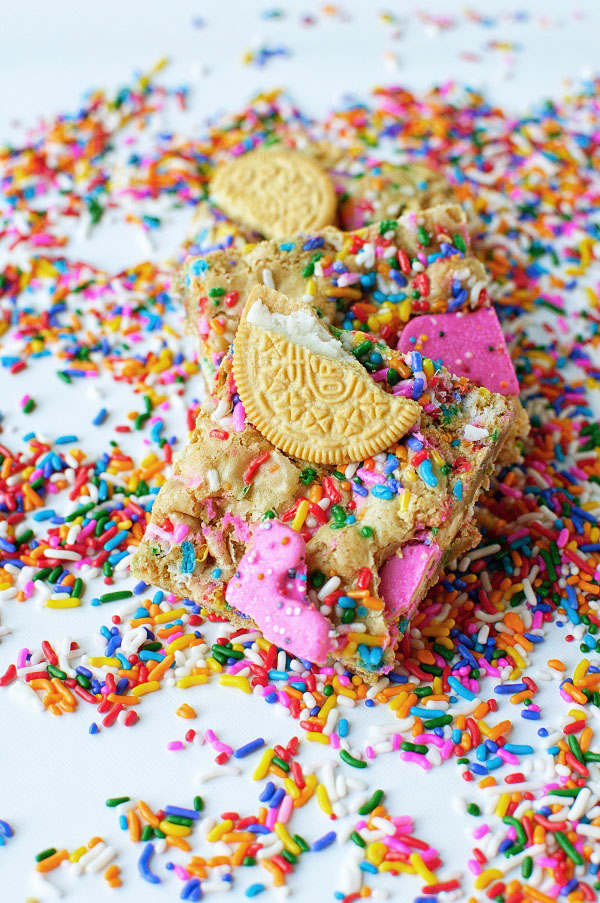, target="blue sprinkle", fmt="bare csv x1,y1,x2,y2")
234,738,265,759
164,806,201,820
181,540,196,574
55,435,78,445
312,831,336,852
453,481,463,501
246,886,266,898
418,459,438,487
